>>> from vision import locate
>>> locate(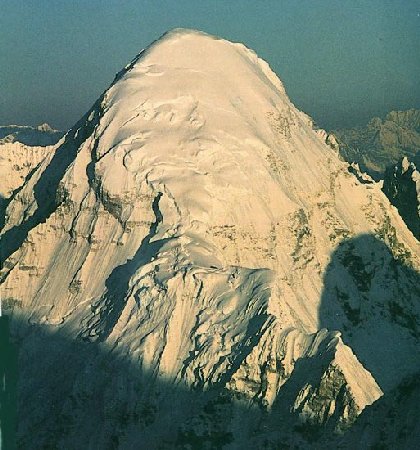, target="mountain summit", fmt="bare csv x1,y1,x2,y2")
1,29,419,448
